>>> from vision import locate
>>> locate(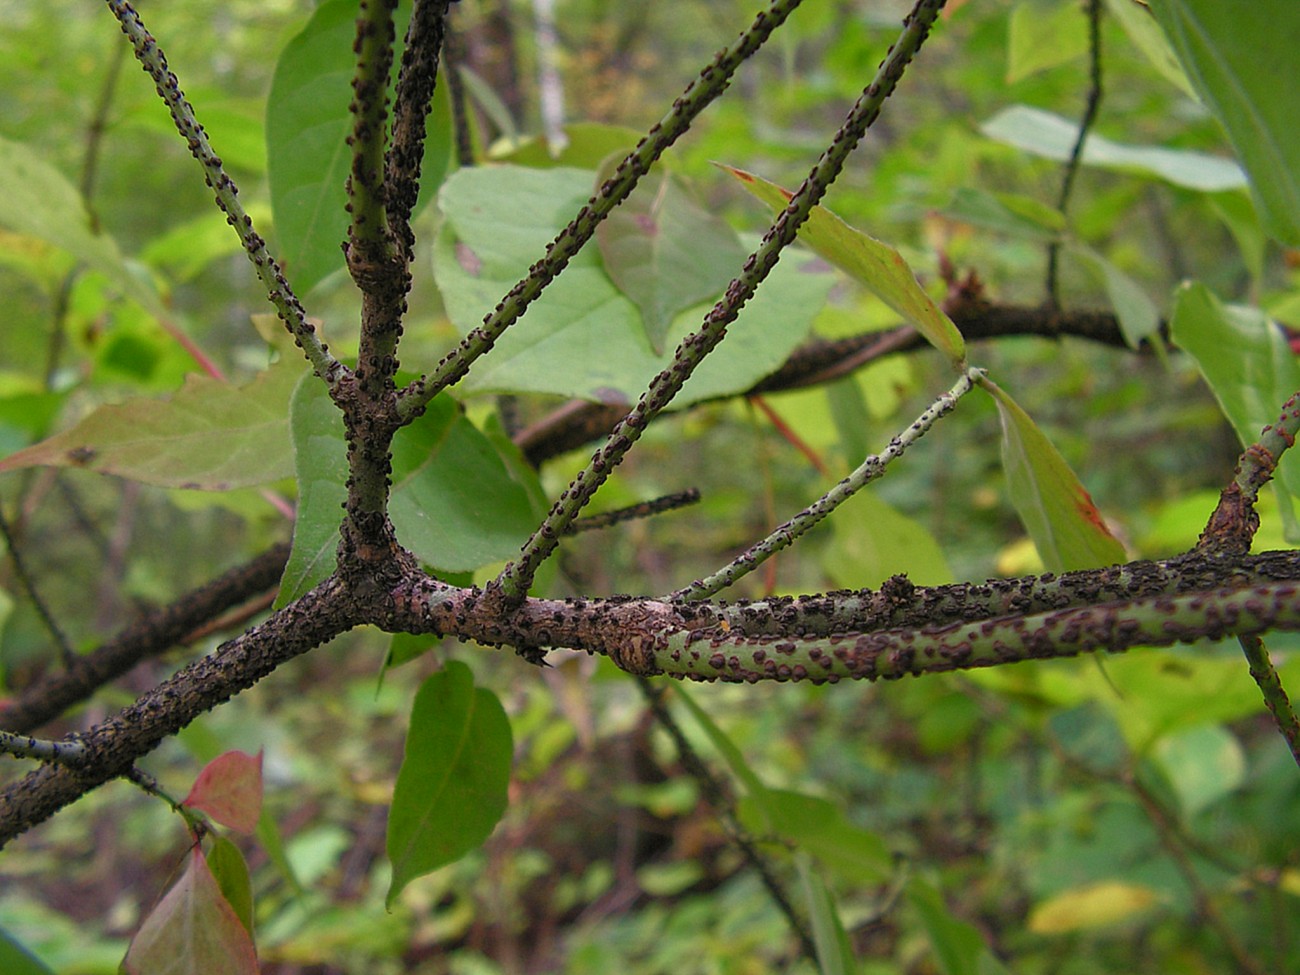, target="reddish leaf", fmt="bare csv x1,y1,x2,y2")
122,848,258,975
182,750,263,835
